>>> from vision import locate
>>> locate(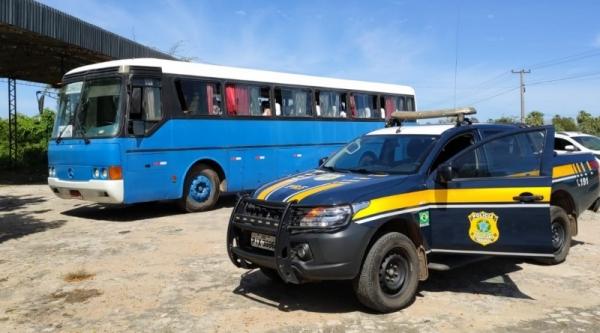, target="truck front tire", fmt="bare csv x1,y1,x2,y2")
353,232,419,313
